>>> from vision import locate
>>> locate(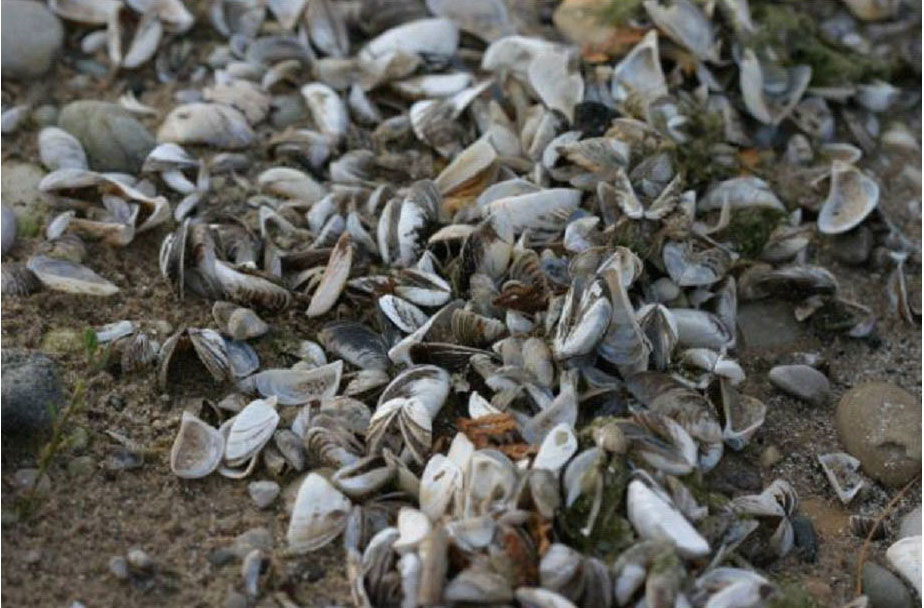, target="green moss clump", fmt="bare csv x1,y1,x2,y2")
673,108,739,189
749,2,901,86
768,581,823,608
595,0,645,25
717,207,787,260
